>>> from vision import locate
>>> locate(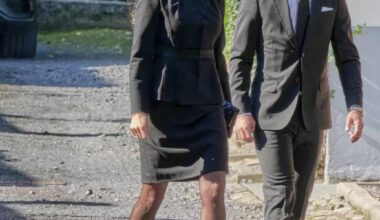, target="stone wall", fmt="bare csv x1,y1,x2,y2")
37,0,134,30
